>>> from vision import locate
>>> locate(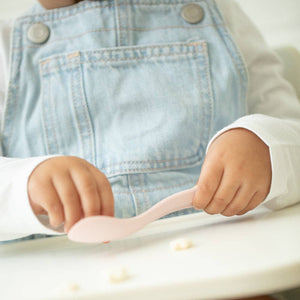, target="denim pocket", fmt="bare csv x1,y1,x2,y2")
39,40,213,177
